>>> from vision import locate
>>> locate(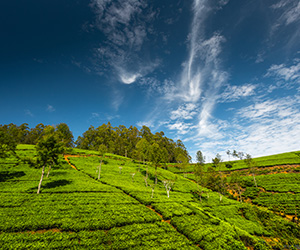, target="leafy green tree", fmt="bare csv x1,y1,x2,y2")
55,123,74,148
244,153,257,187
196,150,205,165
136,138,150,163
148,143,167,184
177,153,189,177
0,126,17,159
212,153,222,171
212,153,226,202
36,126,64,194
225,150,233,169
195,150,205,201
97,144,107,180
229,171,243,203
232,150,244,160
29,123,45,144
